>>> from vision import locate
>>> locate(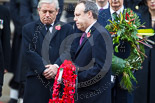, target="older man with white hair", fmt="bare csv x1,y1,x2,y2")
22,0,73,103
